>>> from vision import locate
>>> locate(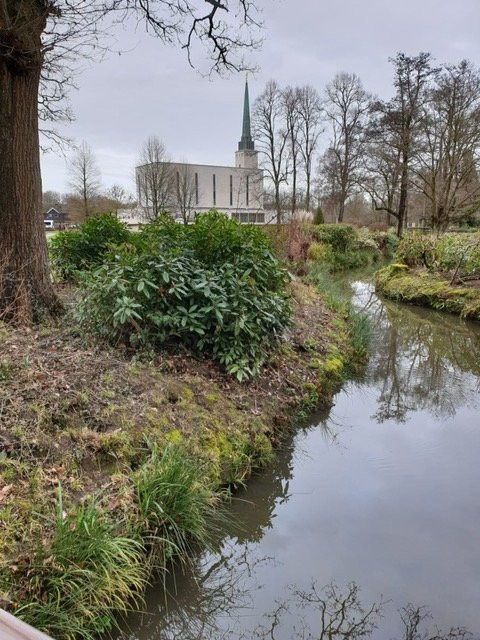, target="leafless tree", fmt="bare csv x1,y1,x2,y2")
68,141,102,218
137,136,174,219
282,86,301,216
253,80,290,224
322,72,370,222
415,60,480,231
367,52,437,235
174,163,197,225
105,184,133,217
297,84,323,212
0,1,264,323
